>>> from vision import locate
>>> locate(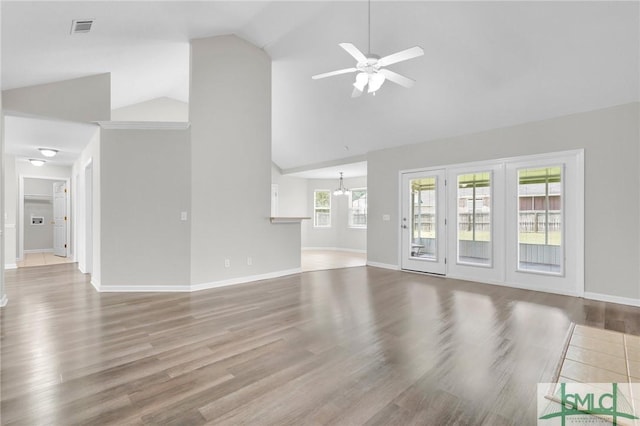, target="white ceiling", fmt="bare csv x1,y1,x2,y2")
285,161,367,179
2,1,639,172
4,115,99,166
